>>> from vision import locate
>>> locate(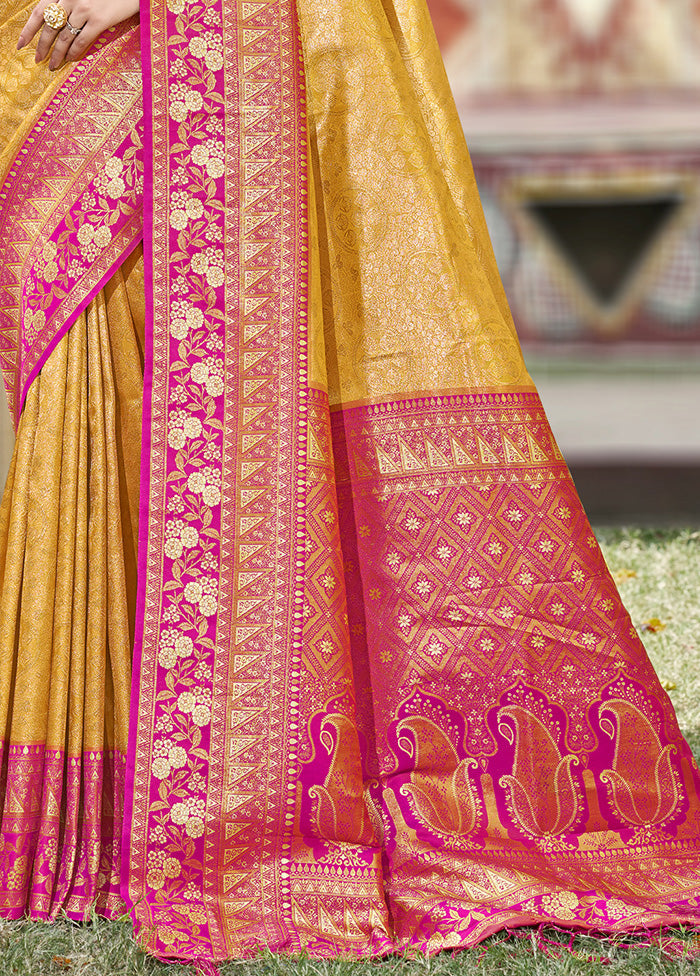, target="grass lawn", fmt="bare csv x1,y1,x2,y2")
597,527,700,759
2,528,699,975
